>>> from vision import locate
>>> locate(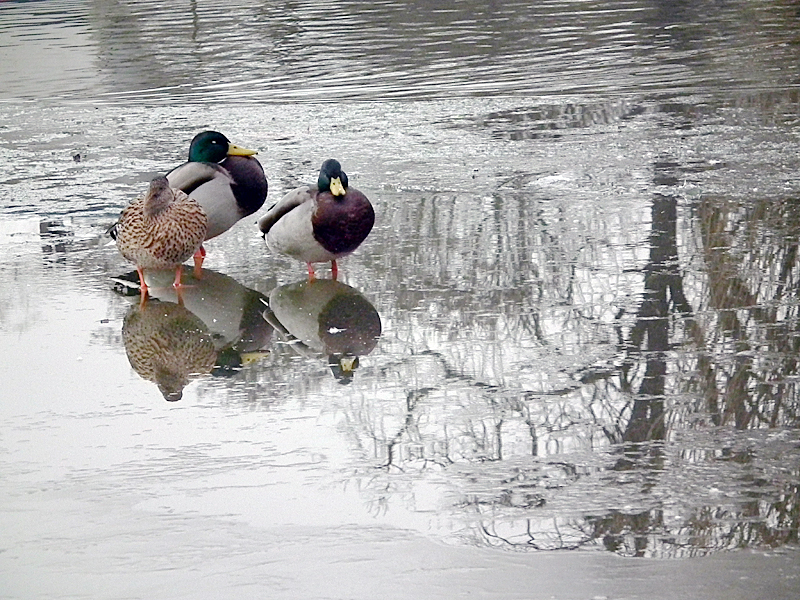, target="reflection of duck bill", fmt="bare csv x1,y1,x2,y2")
329,354,359,384
113,267,272,375
266,279,381,379
122,300,217,401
